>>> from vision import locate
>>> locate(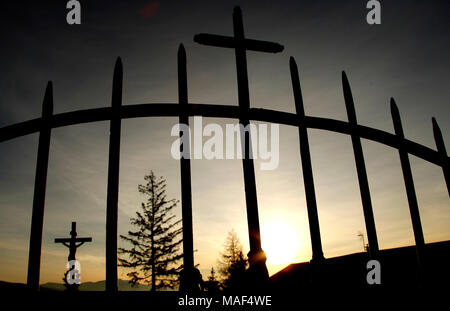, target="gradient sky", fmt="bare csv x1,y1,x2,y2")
0,0,449,285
